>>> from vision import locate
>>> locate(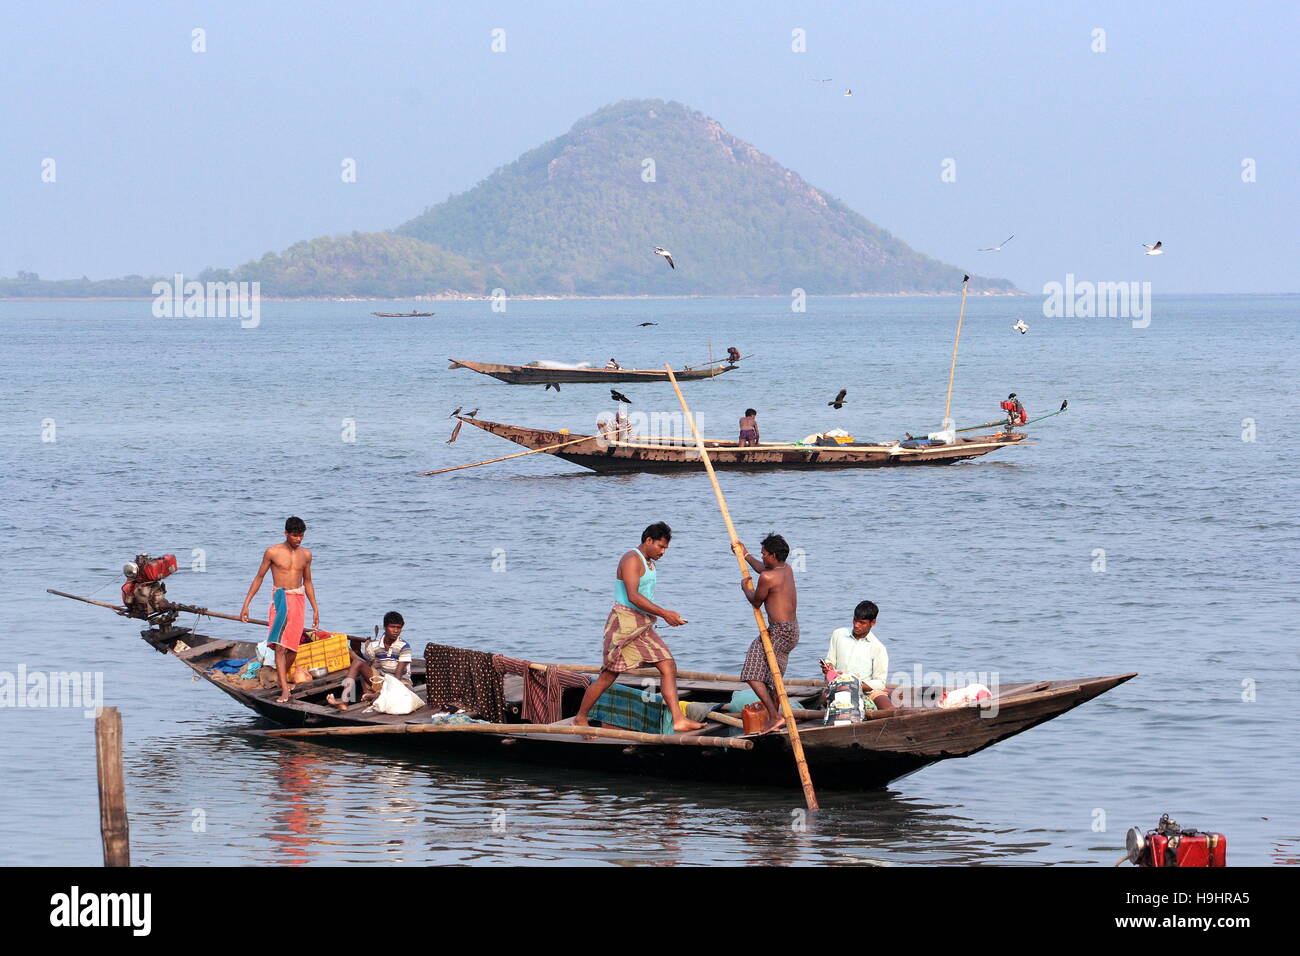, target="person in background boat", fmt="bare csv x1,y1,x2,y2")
737,533,800,733
605,358,622,370
738,408,760,447
821,600,894,710
239,516,320,704
726,346,741,366
328,611,412,707
572,522,705,734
